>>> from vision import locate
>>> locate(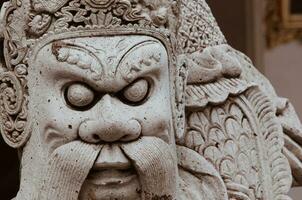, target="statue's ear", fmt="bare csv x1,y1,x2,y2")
0,2,31,148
